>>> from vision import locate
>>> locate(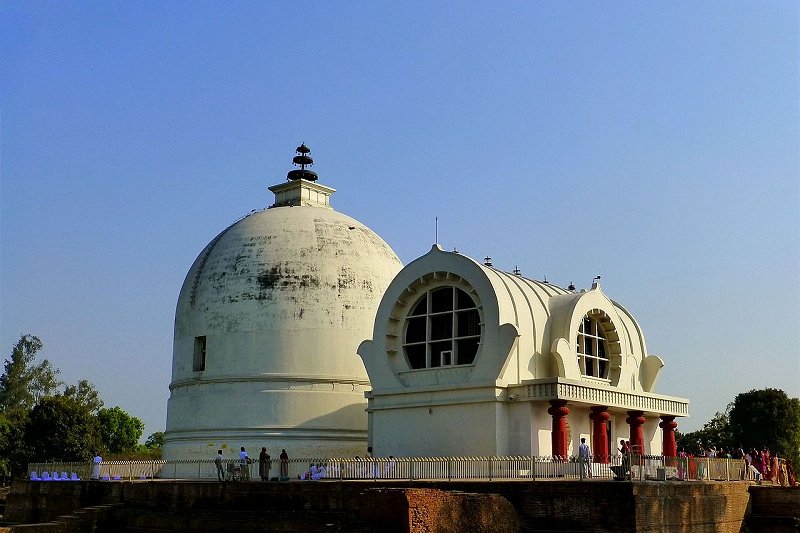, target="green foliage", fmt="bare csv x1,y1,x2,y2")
144,431,165,450
728,388,800,464
24,396,101,463
0,334,157,477
62,379,104,413
676,410,734,454
0,409,30,477
115,432,166,460
678,389,800,465
0,335,62,412
105,447,160,461
97,406,144,454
